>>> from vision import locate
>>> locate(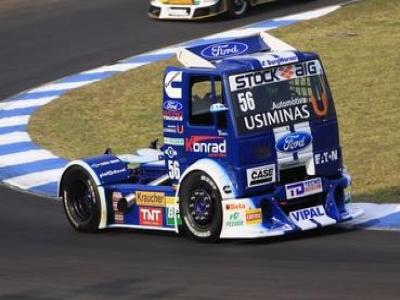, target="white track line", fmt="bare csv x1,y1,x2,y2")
0,149,57,168
0,115,30,128
28,80,100,93
3,168,63,190
82,62,148,74
0,132,31,146
0,97,57,111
